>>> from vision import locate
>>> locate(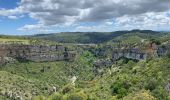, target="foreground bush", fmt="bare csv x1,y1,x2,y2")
48,93,62,100
47,90,88,100
33,95,46,100
123,90,156,100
